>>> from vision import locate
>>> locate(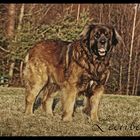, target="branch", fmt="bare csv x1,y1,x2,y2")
0,46,10,53
44,4,54,16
